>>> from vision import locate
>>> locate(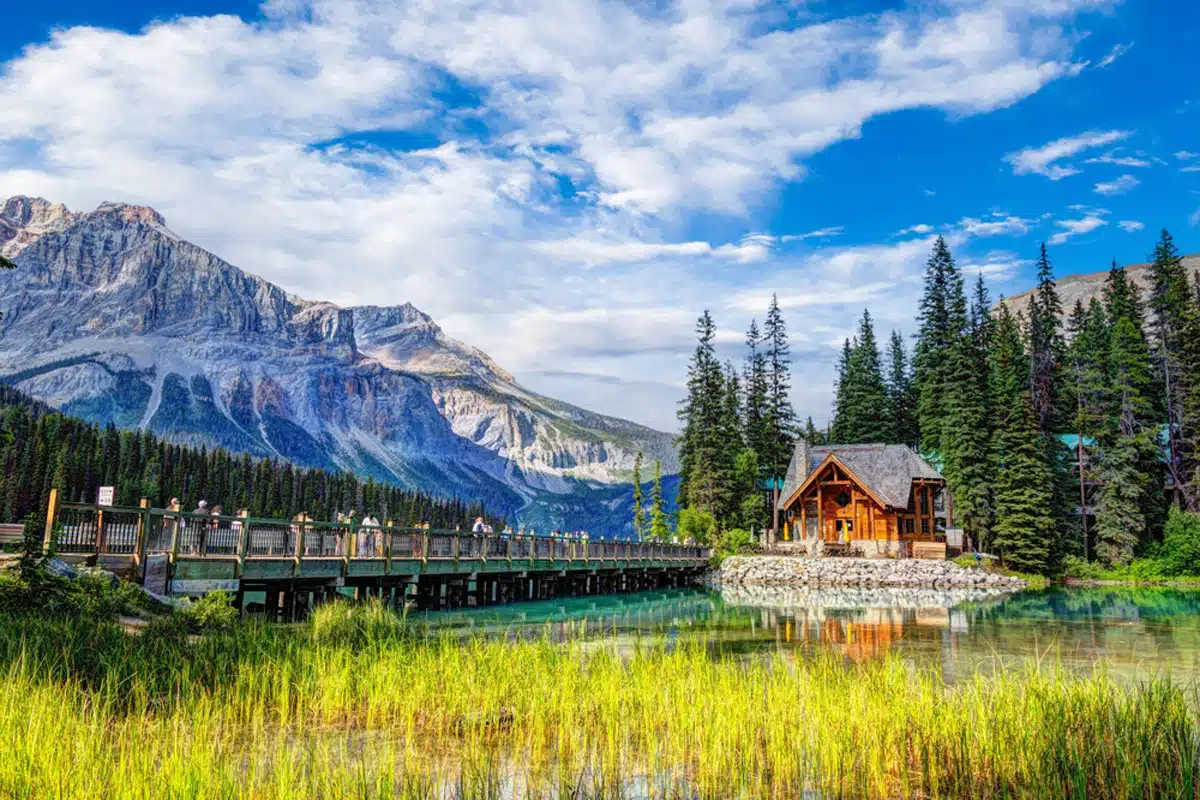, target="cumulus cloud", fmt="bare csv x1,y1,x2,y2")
960,251,1032,280
958,214,1037,237
1049,208,1108,244
1005,129,1131,179
1094,174,1139,196
895,223,934,237
1118,220,1144,233
0,0,1104,429
1176,151,1199,160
